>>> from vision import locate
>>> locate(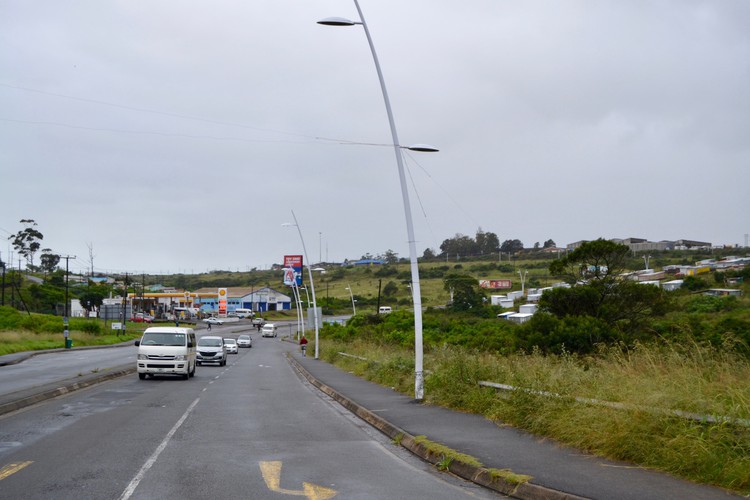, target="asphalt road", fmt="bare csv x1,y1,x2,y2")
0,331,501,499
